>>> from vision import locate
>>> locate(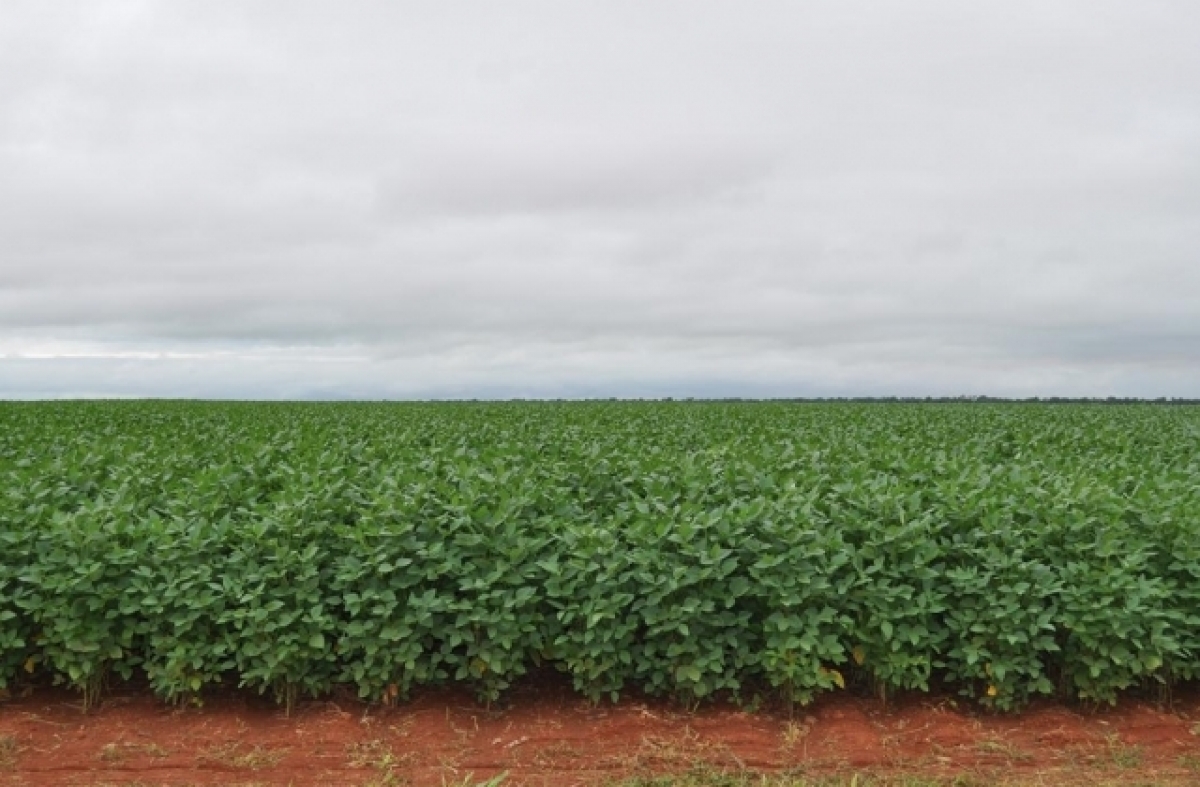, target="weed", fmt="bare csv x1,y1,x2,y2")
1102,733,1143,769
1179,753,1200,772
781,718,814,751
